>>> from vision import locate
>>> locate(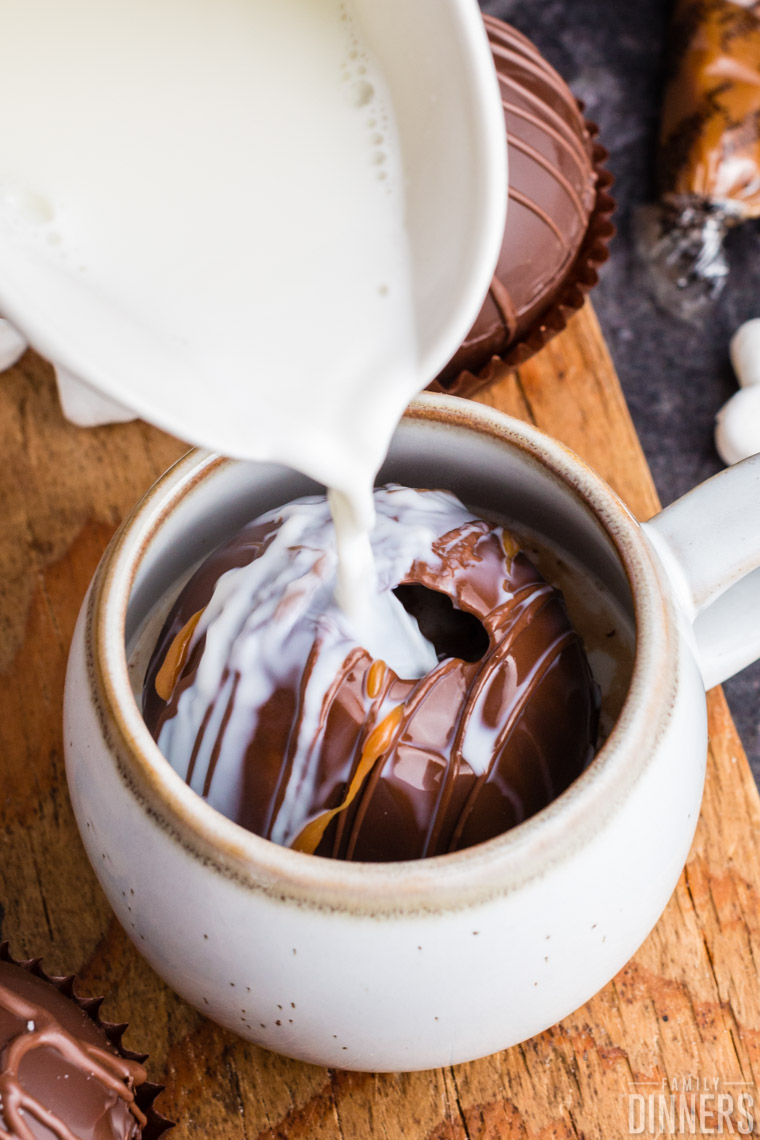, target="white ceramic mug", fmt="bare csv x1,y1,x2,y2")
63,395,760,1072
